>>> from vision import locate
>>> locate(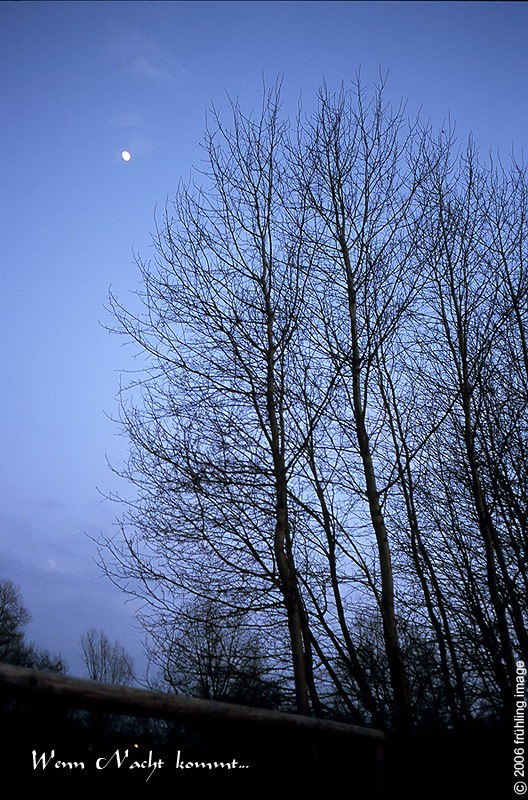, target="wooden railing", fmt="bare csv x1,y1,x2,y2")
0,662,385,795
